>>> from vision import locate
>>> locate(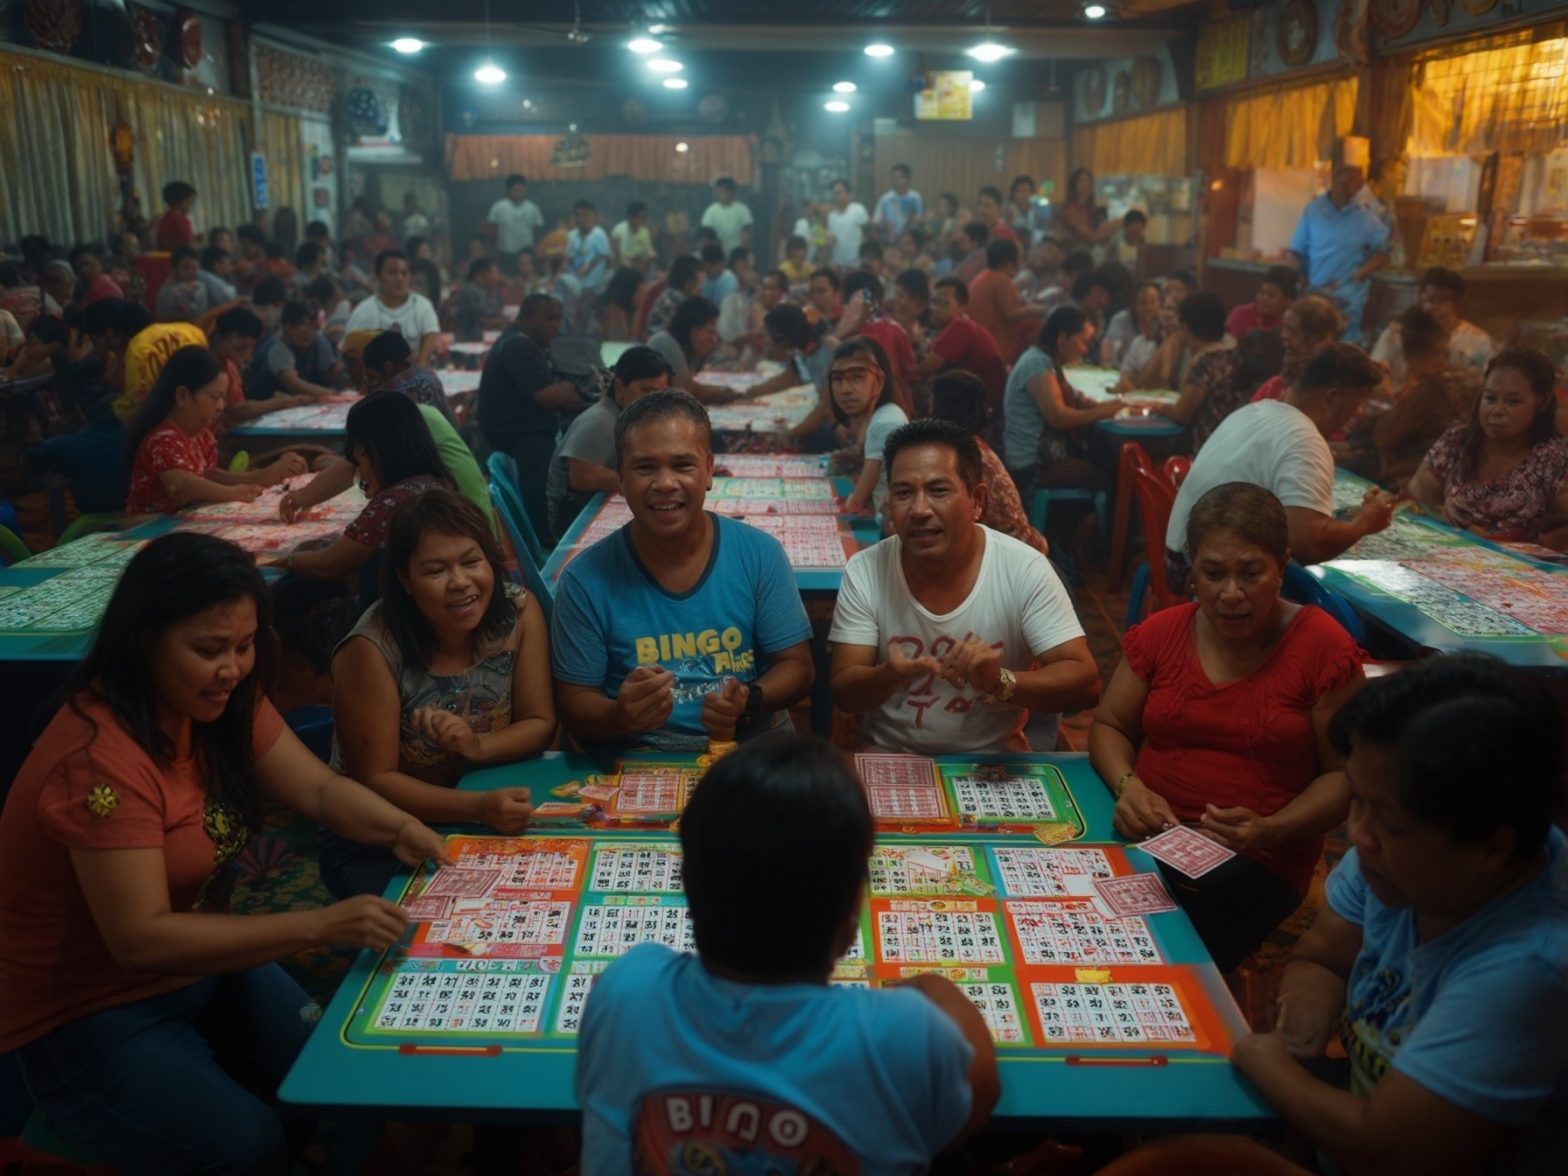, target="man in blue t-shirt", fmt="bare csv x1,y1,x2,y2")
551,390,814,752
1231,657,1568,1175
